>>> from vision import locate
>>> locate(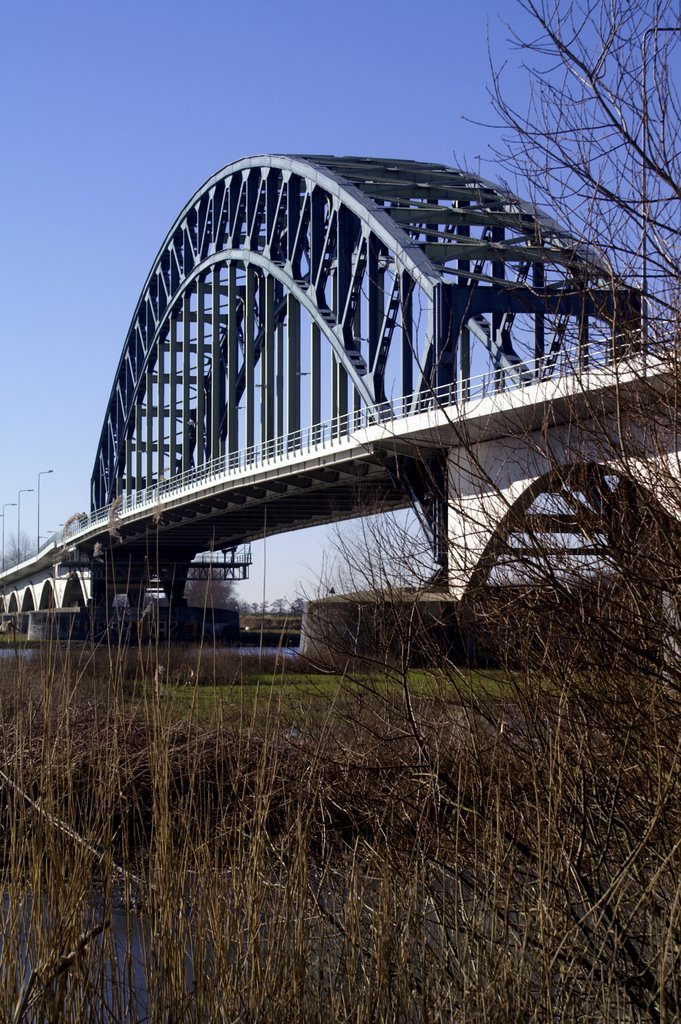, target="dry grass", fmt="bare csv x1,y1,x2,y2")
0,636,679,1021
